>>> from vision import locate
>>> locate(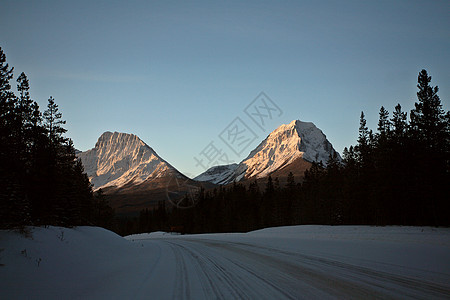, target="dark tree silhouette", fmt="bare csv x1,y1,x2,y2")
0,47,115,230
